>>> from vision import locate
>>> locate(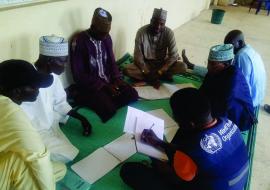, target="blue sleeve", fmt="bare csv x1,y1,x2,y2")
234,54,252,89
226,71,255,131
193,65,208,77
